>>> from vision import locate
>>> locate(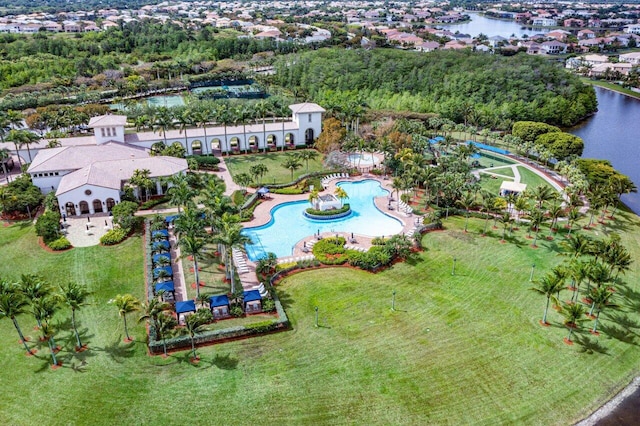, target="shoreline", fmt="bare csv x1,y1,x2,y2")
583,80,640,101
575,376,640,425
